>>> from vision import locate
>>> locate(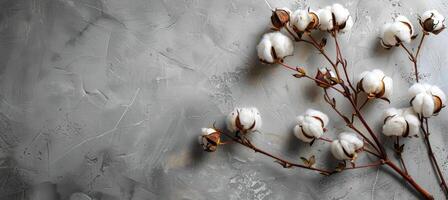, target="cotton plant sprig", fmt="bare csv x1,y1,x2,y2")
380,11,448,196
198,4,447,199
